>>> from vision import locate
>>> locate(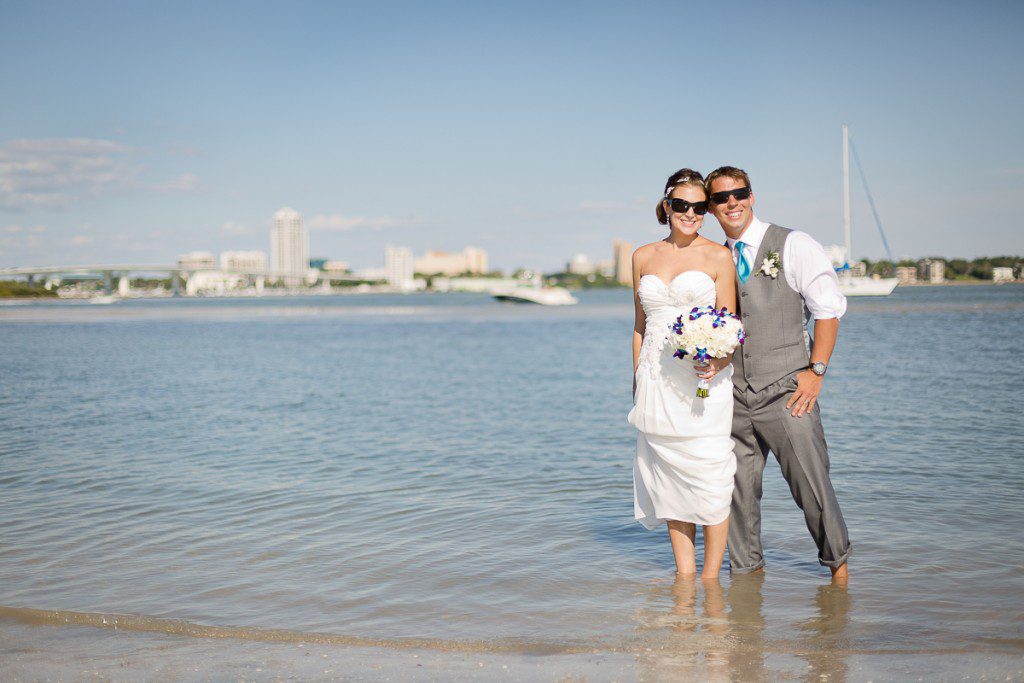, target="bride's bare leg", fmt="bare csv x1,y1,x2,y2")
667,520,697,574
701,517,729,578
